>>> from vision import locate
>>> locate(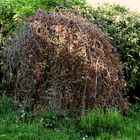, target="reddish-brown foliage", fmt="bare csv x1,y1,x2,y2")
5,9,128,113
